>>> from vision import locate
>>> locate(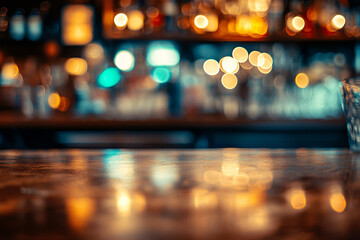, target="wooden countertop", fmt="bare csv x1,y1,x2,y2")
0,149,358,239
